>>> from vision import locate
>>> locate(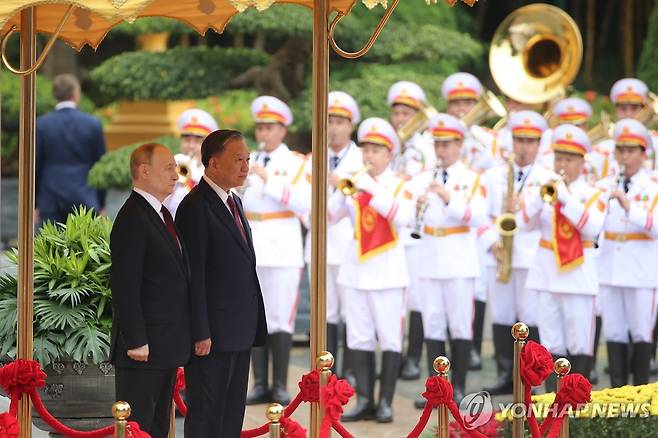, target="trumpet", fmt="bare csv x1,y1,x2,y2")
540,169,566,203
411,163,442,240
336,165,372,196
174,153,195,186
